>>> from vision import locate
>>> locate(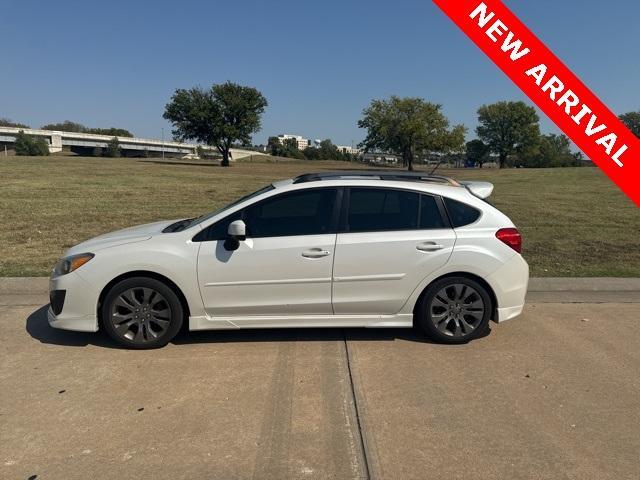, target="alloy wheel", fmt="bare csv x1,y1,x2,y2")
109,287,172,344
429,283,485,338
